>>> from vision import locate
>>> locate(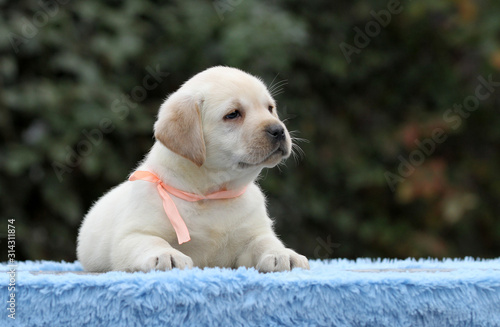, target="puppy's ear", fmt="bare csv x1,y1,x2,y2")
154,93,206,167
